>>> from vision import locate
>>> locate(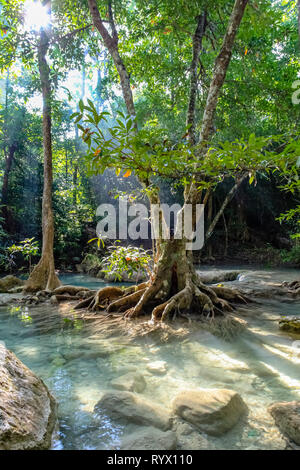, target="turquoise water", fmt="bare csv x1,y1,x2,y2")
0,268,299,450
59,273,131,290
